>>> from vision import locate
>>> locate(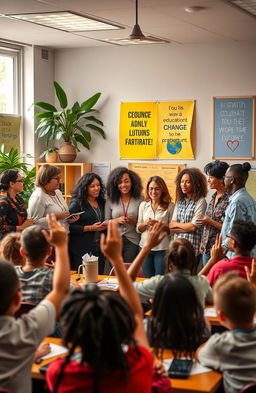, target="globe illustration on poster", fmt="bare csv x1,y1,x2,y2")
167,141,182,155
